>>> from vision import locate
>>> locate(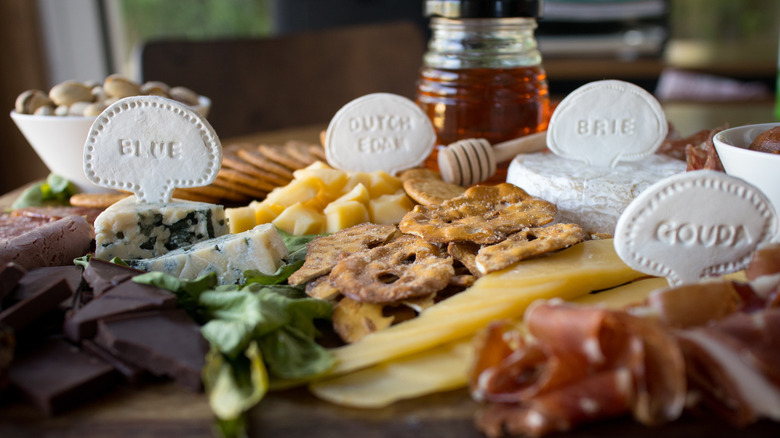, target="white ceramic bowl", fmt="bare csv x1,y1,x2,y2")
10,96,211,193
713,122,780,225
